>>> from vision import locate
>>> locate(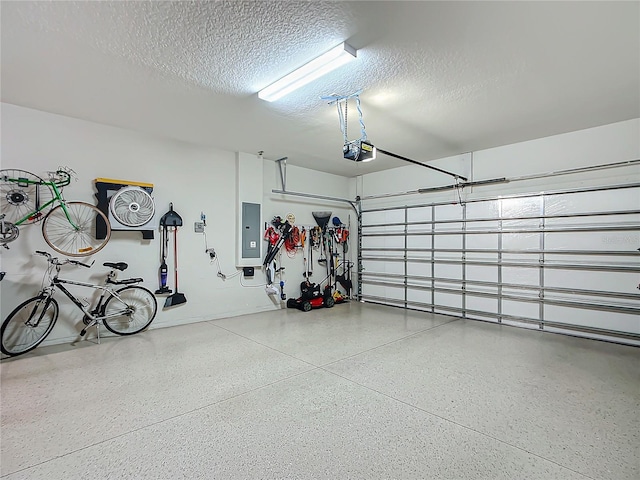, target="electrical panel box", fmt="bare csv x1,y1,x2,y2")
241,202,261,259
